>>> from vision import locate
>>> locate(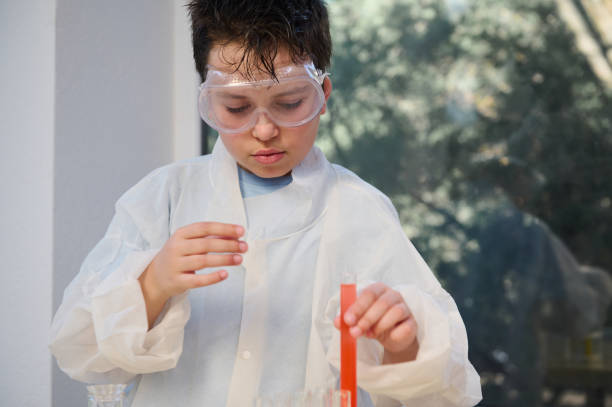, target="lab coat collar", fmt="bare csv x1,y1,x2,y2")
208,138,335,241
